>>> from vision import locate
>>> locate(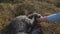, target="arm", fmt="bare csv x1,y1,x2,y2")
37,12,60,23
47,12,60,22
